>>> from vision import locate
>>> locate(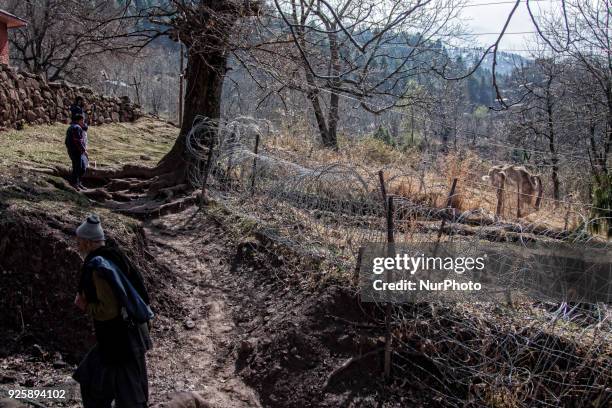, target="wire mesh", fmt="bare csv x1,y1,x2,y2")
186,116,611,407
